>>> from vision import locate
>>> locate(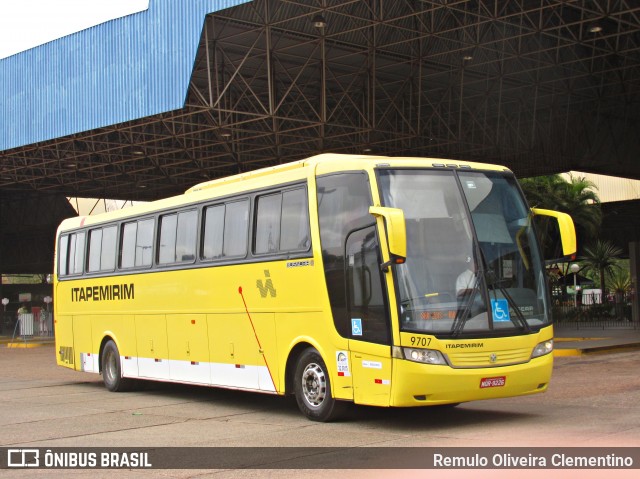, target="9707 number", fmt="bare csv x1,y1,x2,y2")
409,336,431,347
